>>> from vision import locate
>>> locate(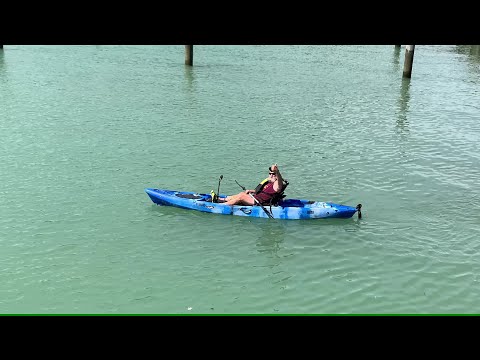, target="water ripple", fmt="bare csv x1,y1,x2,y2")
1,45,479,313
